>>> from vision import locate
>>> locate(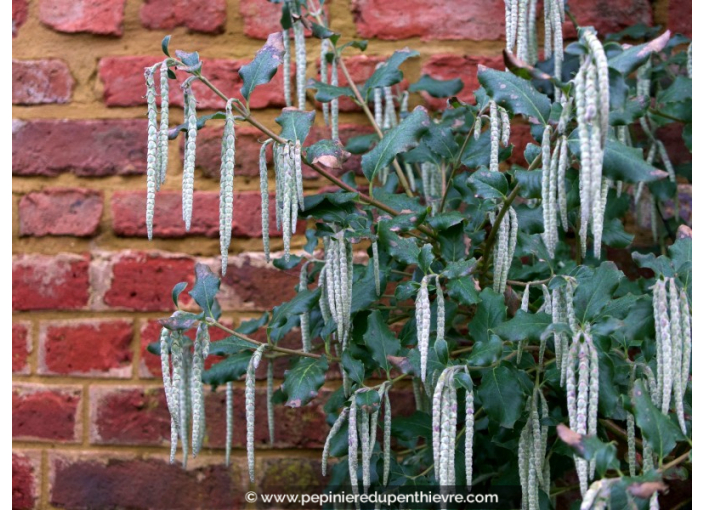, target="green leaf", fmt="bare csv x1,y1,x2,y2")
446,276,481,306
657,76,692,105
478,364,527,429
441,259,477,279
632,380,684,458
418,244,435,274
310,21,336,39
427,212,465,231
513,169,543,199
202,351,253,386
269,288,321,331
468,288,507,344
391,411,432,442
236,313,269,334
423,123,459,160
161,35,171,57
409,75,464,98
351,261,388,313
159,311,201,332
171,282,188,309
573,262,623,323
361,48,420,99
208,336,259,356
189,263,221,318
466,334,503,367
467,170,508,199
492,310,553,343
346,133,379,154
361,107,431,182
556,424,619,476
175,49,200,68
307,79,355,102
601,218,634,248
461,129,508,168
380,224,420,266
275,108,316,144
239,32,285,101
355,389,381,413
281,356,329,408
607,31,672,75
341,351,366,385
567,134,669,183
363,310,401,374
305,139,350,169
477,66,551,125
